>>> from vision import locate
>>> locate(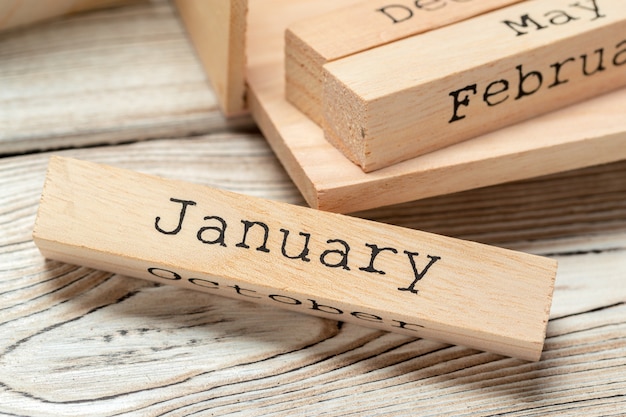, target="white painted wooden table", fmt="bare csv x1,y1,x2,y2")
1,2,625,416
